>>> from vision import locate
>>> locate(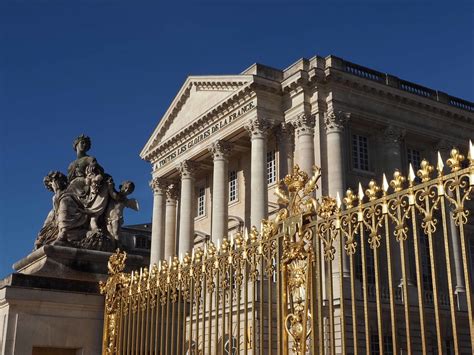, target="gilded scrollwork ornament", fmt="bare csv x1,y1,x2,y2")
99,250,130,355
